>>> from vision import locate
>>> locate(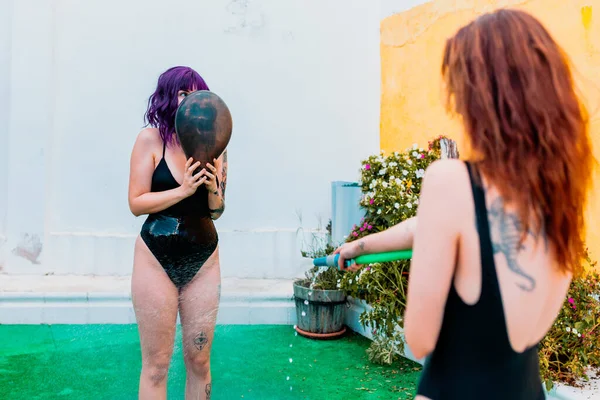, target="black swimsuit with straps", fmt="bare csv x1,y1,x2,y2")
140,141,219,289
